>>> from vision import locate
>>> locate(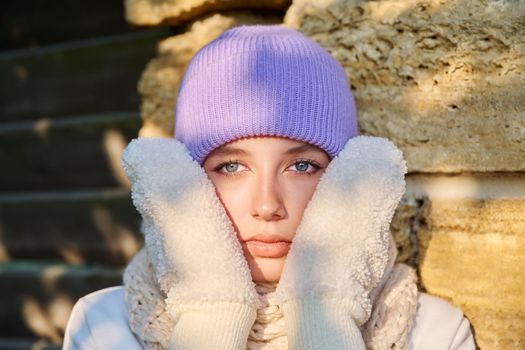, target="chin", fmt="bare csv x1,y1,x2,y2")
246,255,285,284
